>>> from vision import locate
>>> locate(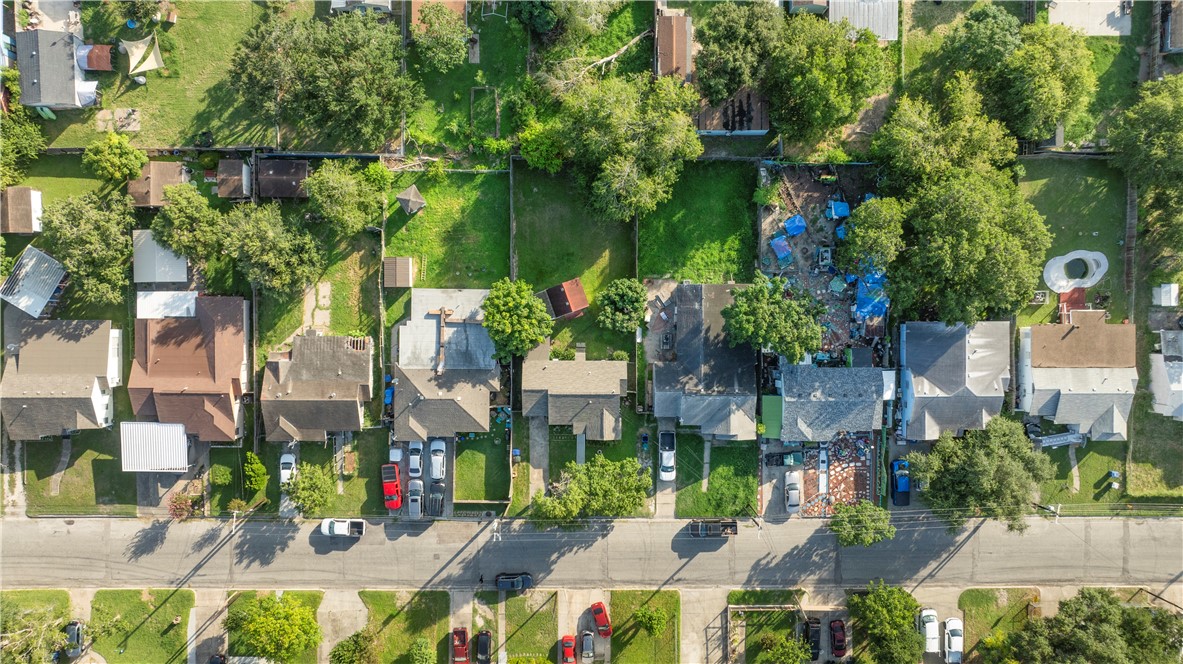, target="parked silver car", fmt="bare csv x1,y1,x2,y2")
408,440,424,478
429,439,446,481
784,471,801,514
407,479,424,519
